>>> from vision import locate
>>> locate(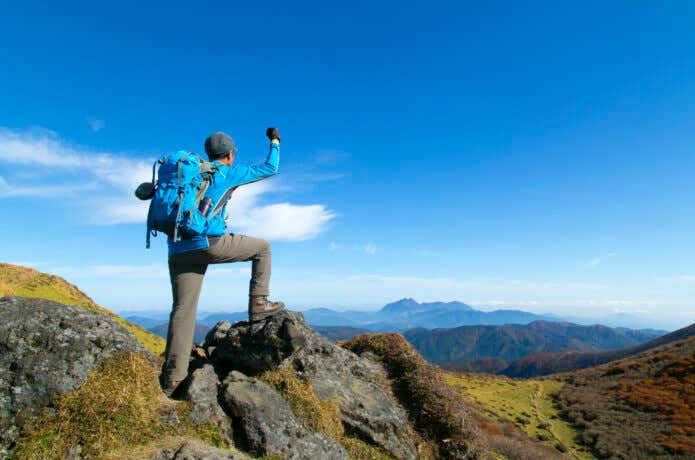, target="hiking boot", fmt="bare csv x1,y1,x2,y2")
249,295,285,321
161,380,183,399
159,374,184,398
